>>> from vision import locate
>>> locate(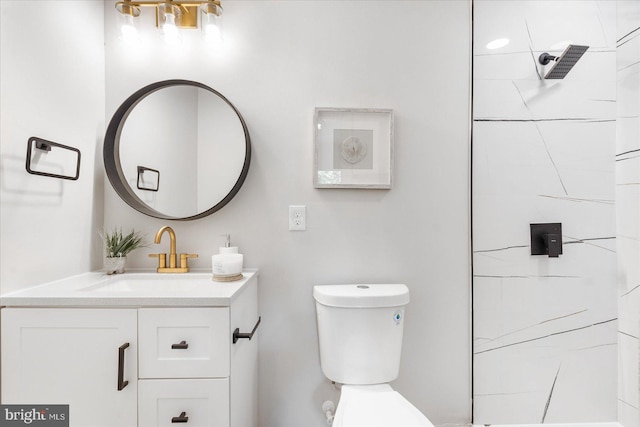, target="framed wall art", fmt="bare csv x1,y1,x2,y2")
313,107,393,189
